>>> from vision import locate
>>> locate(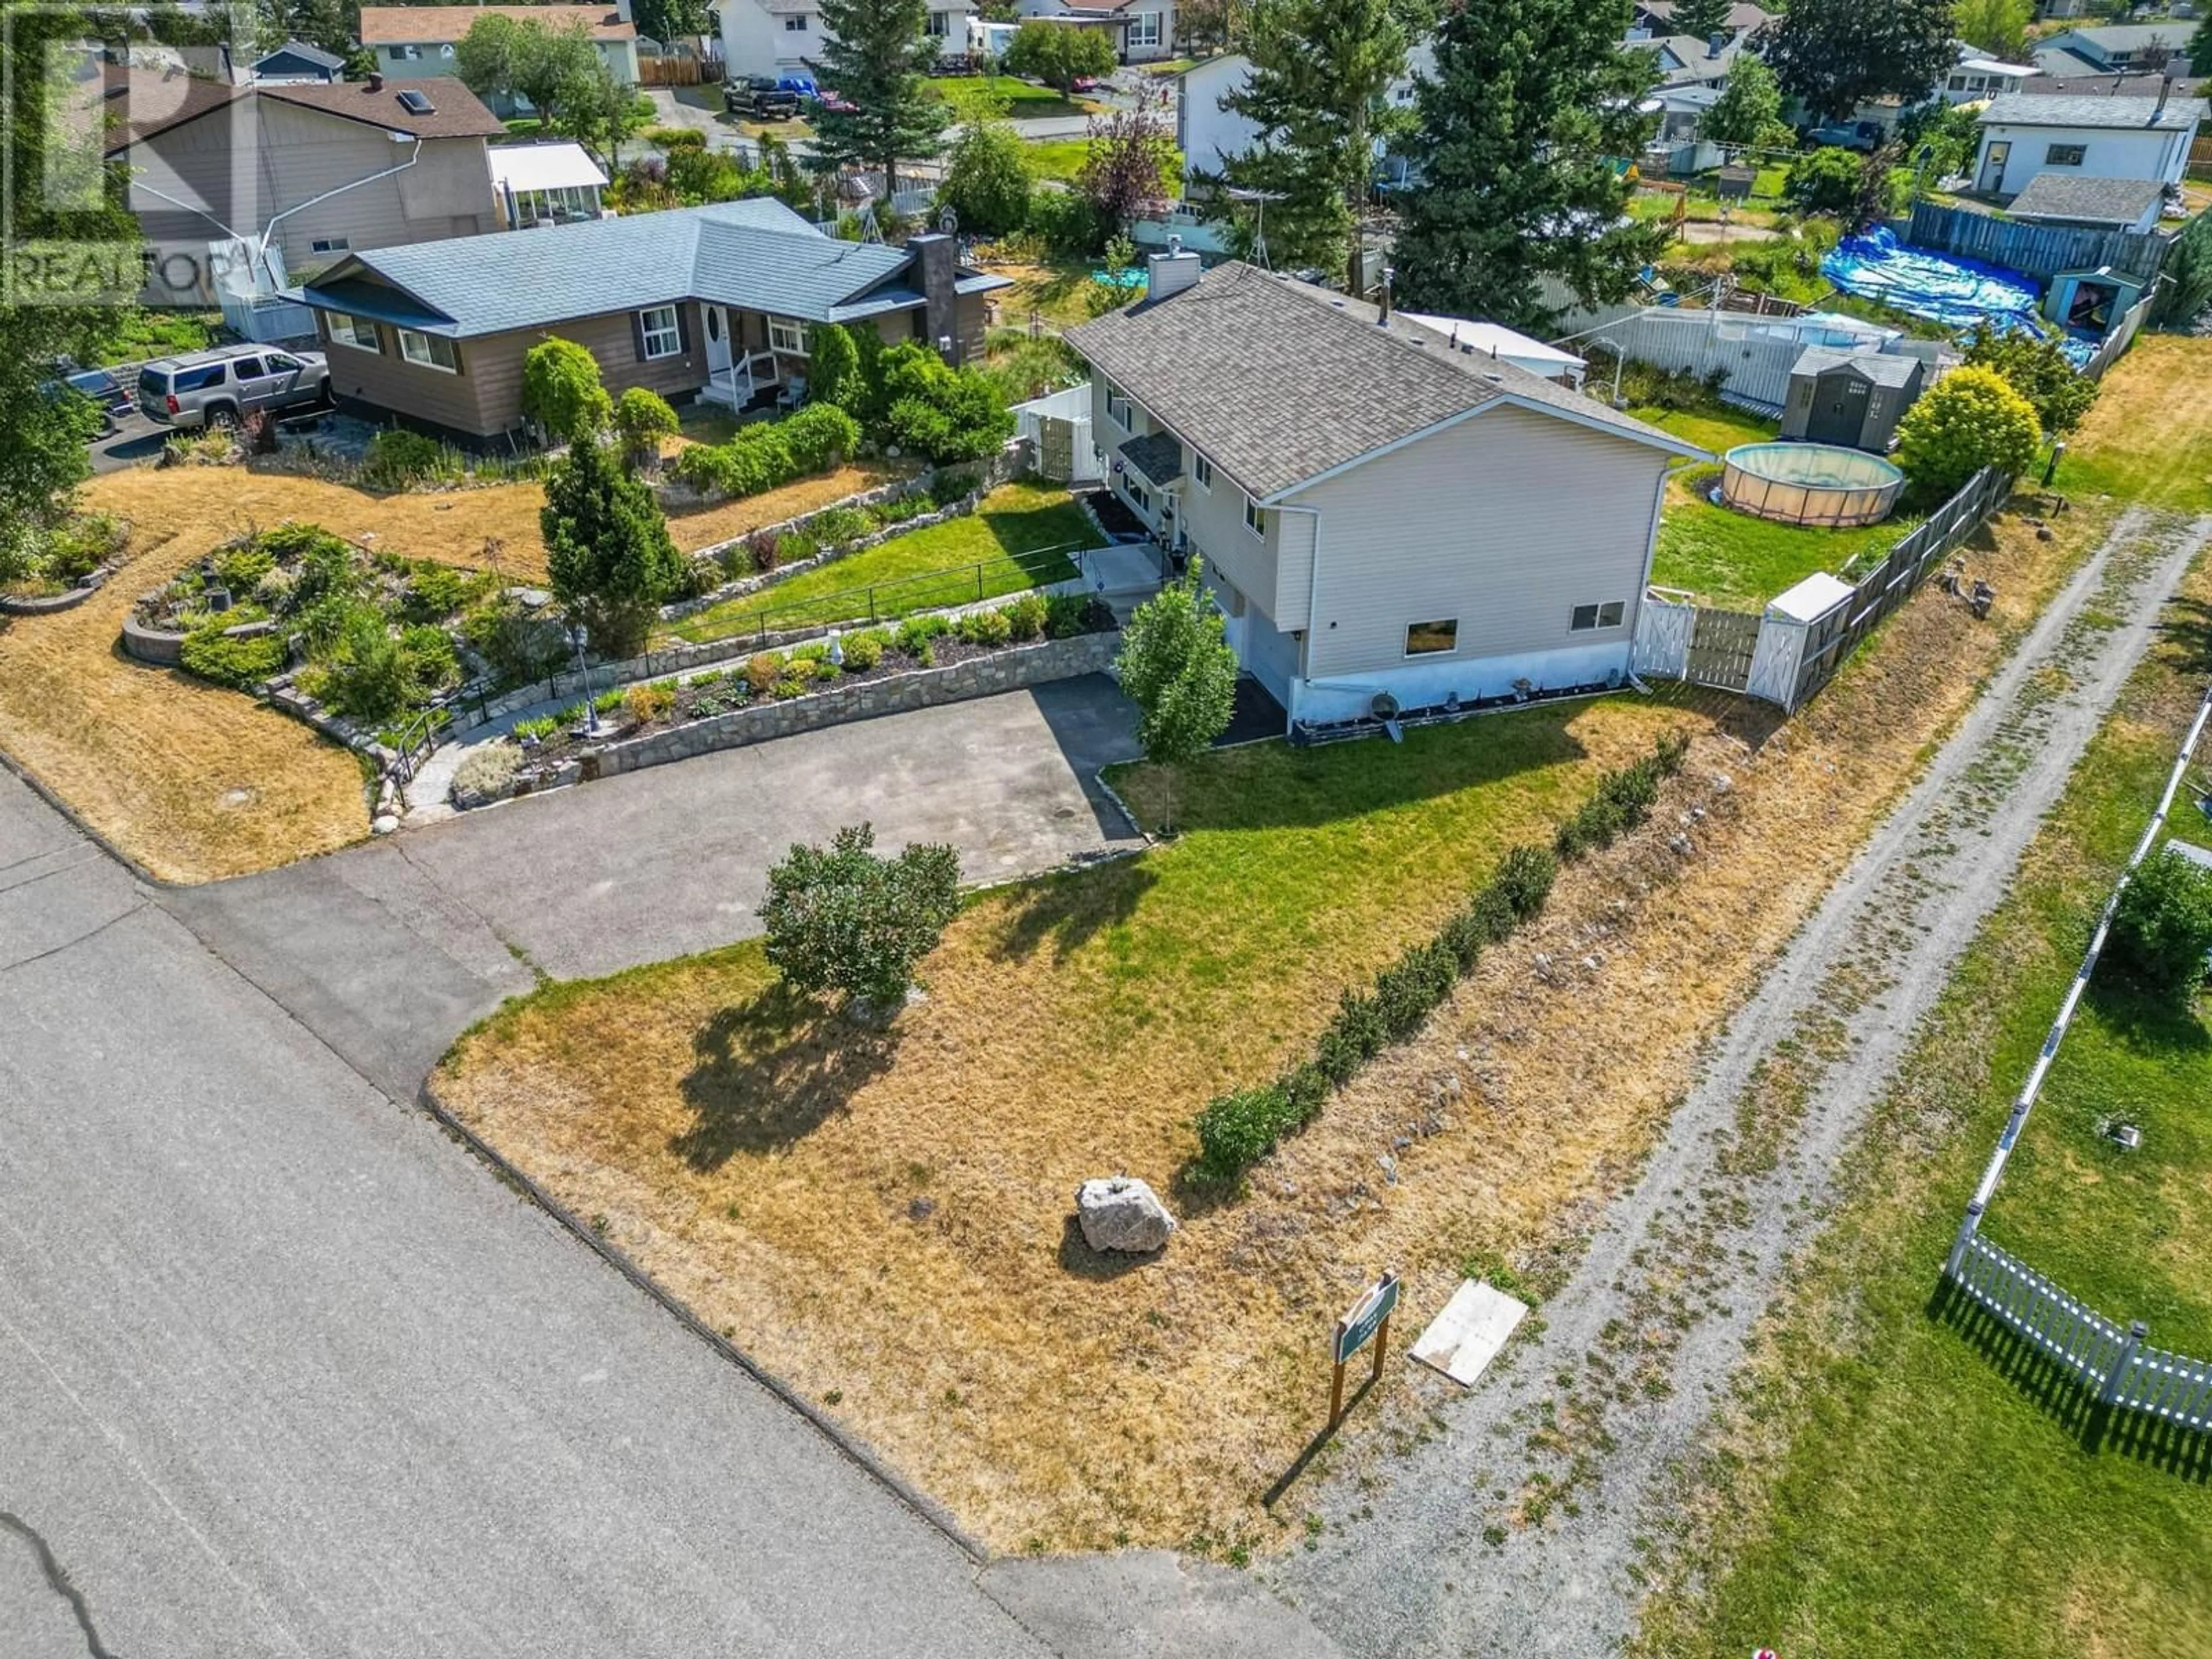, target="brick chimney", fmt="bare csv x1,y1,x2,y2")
907,232,961,362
